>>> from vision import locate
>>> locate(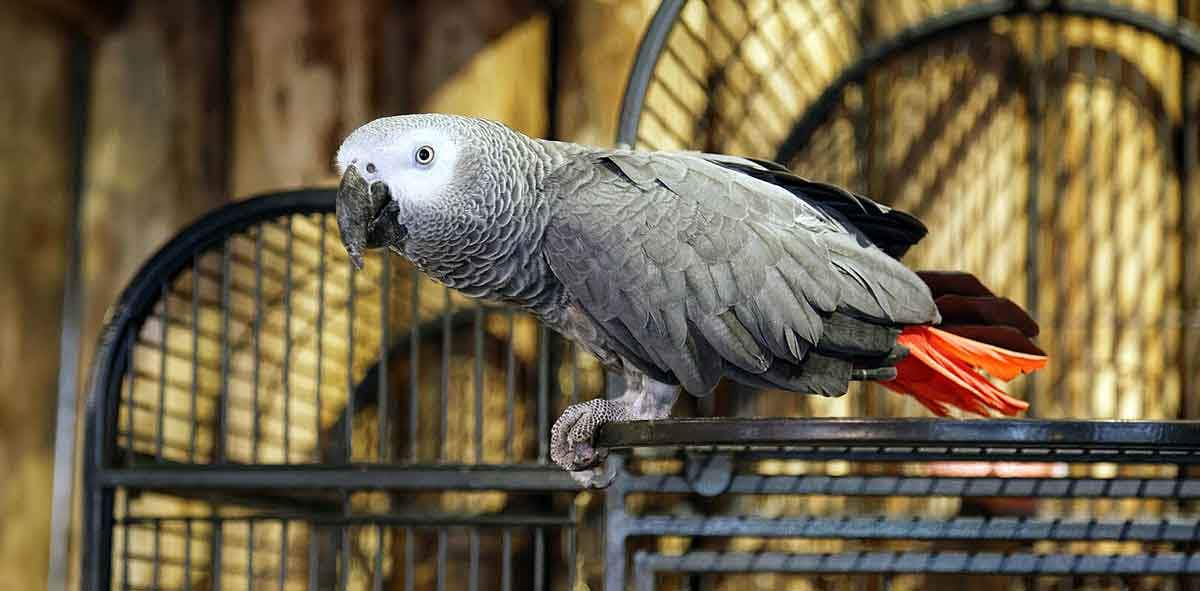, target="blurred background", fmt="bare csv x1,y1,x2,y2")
4,0,1200,589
